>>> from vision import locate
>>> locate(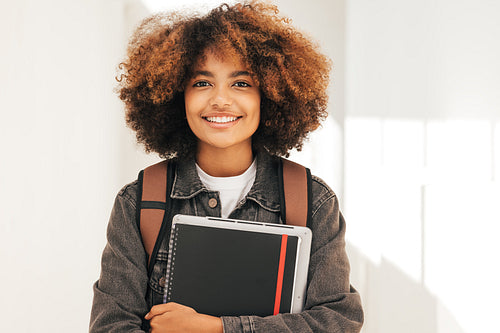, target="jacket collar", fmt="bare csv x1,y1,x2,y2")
171,150,281,212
